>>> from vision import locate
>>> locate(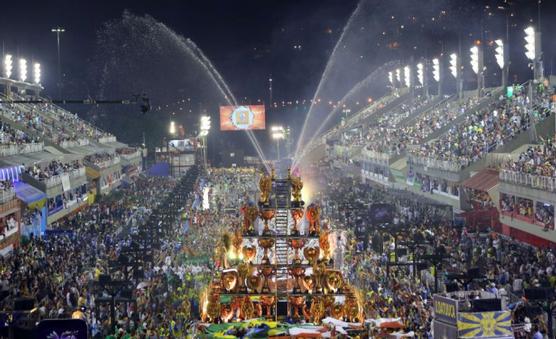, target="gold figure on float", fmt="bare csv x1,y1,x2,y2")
258,168,274,205
289,168,303,205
